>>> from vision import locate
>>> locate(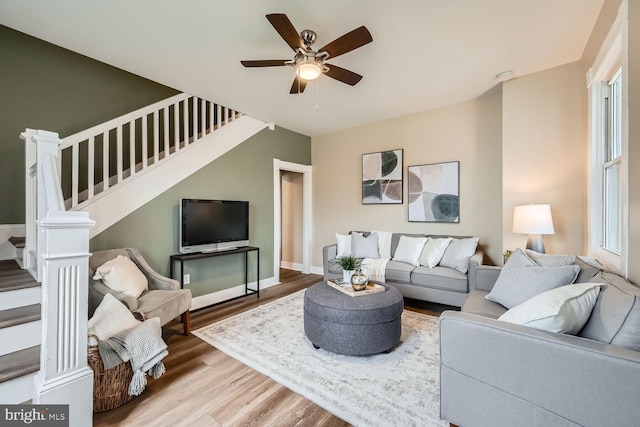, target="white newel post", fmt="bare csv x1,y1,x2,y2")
28,130,96,426
21,128,38,272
